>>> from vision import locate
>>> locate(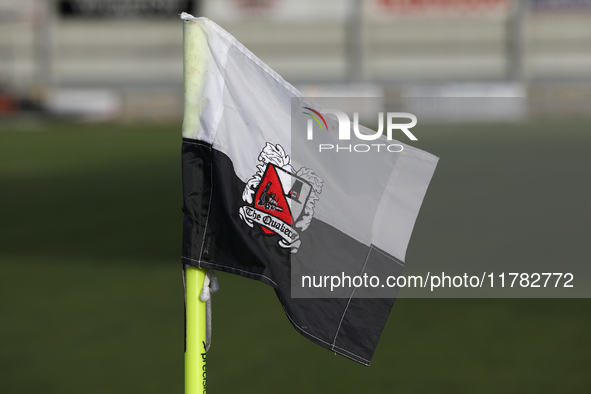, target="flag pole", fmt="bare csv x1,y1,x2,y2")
185,266,207,394
182,13,209,394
